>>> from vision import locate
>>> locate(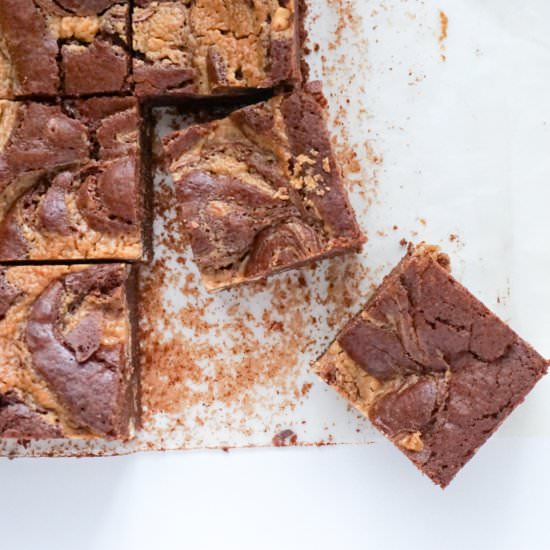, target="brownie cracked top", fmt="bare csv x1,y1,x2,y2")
0,264,137,440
